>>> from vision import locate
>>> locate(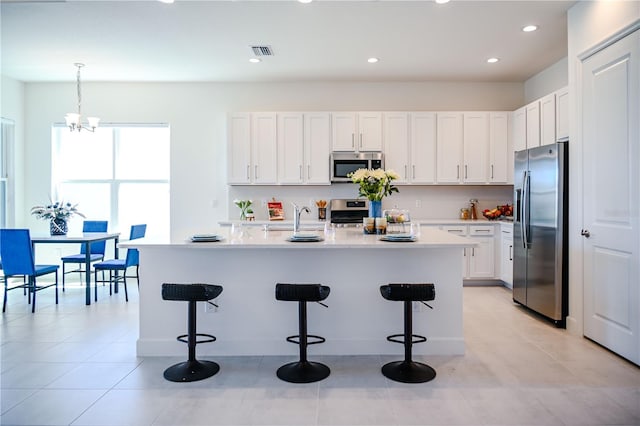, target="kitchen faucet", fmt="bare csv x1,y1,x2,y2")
292,203,311,234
